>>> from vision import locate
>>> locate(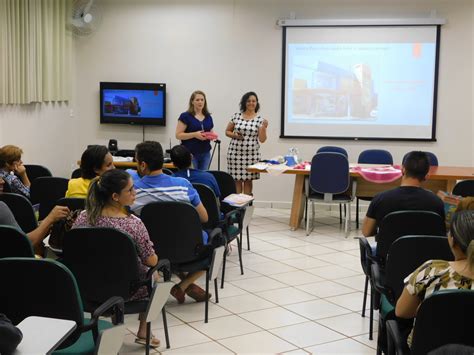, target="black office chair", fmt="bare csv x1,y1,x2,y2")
356,149,394,228
0,225,35,258
0,192,38,233
386,290,474,355
208,170,251,250
0,258,124,354
24,164,52,182
375,210,446,264
71,168,82,179
30,176,69,220
114,149,135,158
56,197,85,211
141,201,225,323
371,235,453,355
306,152,355,235
62,227,172,352
193,183,244,288
357,237,376,340
452,180,474,197
162,168,174,176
